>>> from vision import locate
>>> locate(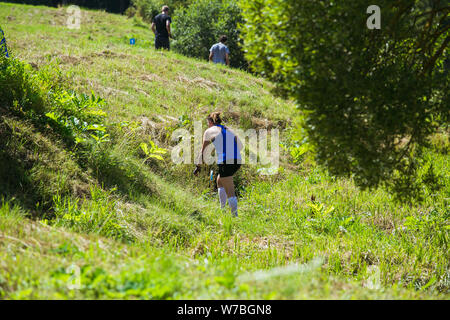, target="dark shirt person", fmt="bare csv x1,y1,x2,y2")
209,35,230,66
151,5,172,50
